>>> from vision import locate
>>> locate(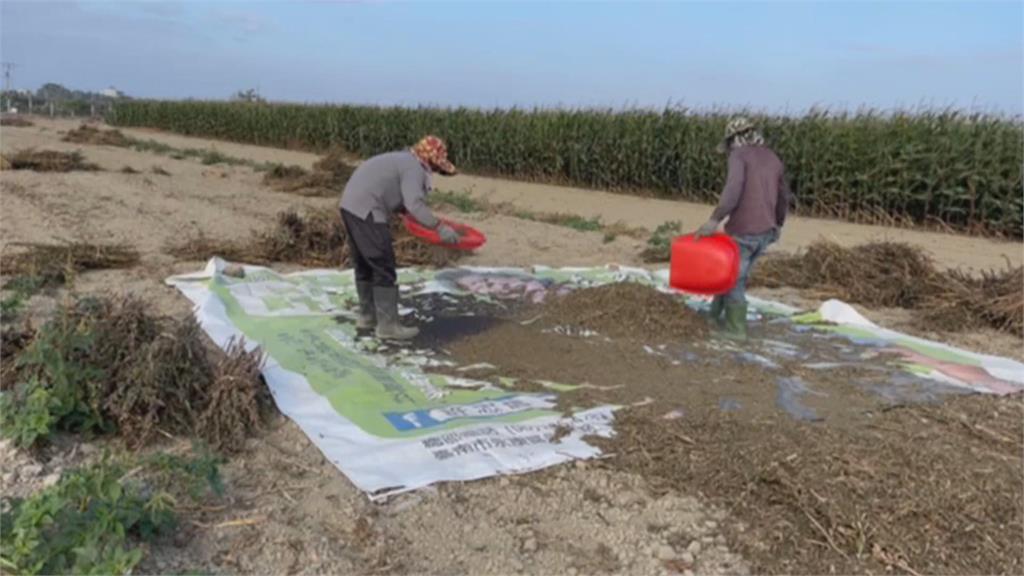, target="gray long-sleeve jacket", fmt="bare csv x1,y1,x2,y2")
710,145,791,236
340,151,439,228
